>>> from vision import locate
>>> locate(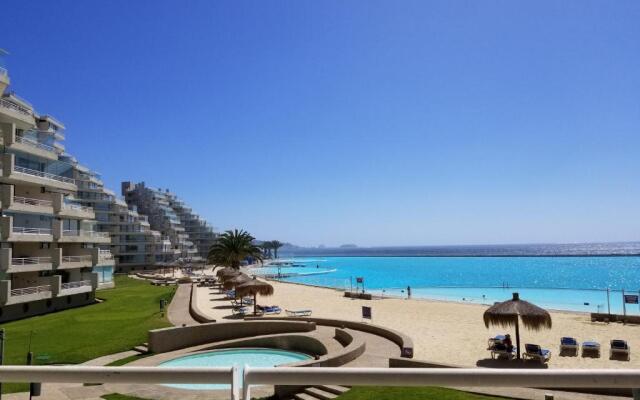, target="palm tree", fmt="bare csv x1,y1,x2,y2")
207,229,263,270
260,242,273,259
271,240,283,259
